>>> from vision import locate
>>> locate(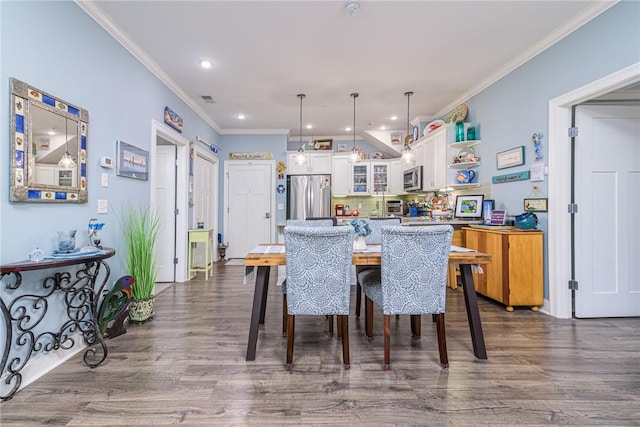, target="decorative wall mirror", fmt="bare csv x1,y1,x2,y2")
9,78,88,203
